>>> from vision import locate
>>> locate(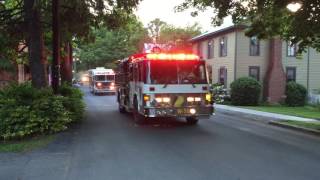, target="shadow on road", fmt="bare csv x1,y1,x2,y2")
119,112,206,130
